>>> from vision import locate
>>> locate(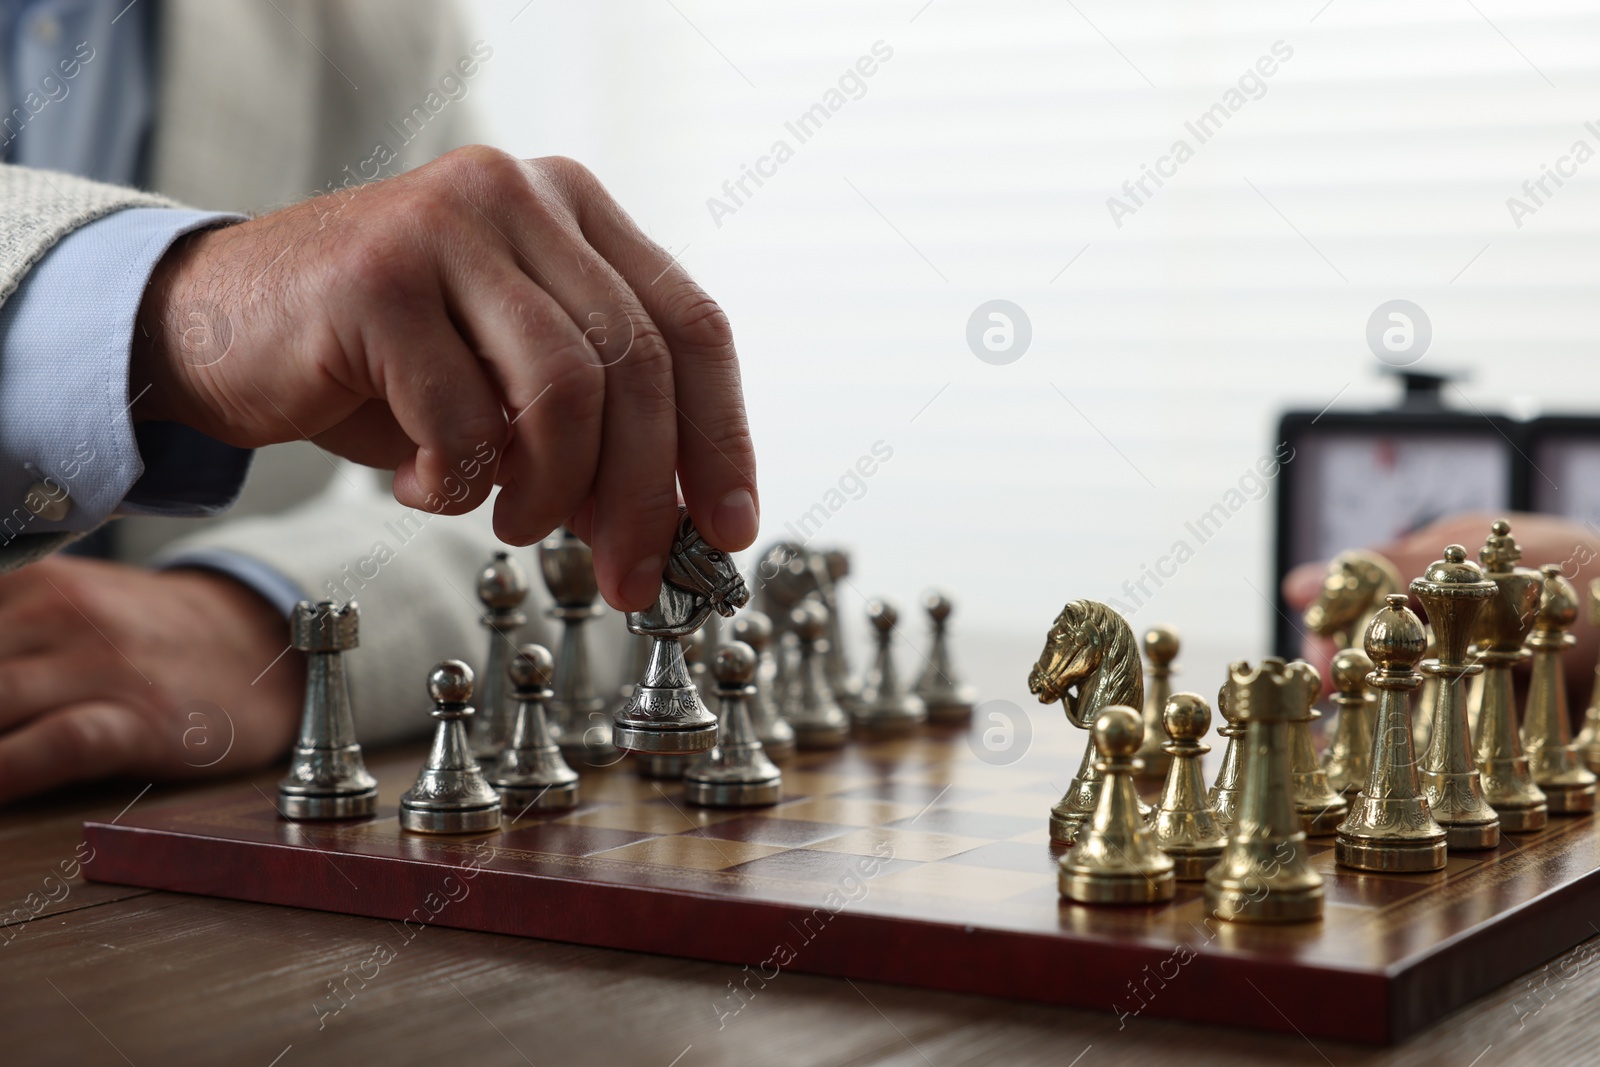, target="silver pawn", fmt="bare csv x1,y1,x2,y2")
913,590,978,724
538,528,615,764
731,610,796,761
400,661,504,834
490,644,579,813
819,548,862,712
685,641,784,807
277,600,378,820
468,552,529,762
758,542,829,710
855,599,928,738
784,600,850,749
